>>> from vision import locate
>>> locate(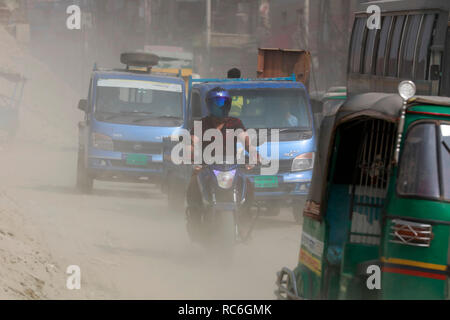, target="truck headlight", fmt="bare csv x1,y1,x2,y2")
292,152,315,172
92,132,114,151
213,169,236,189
